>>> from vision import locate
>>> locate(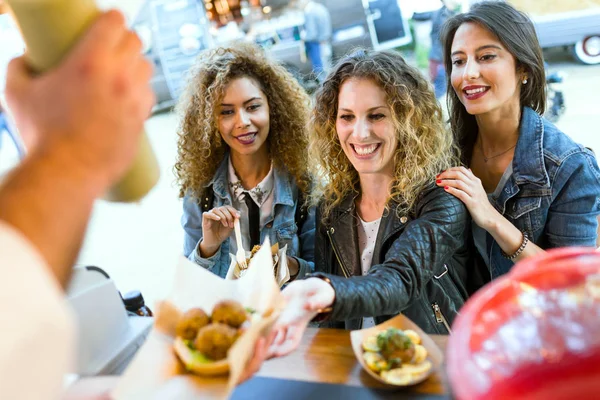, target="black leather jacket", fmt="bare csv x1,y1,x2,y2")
313,184,471,334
